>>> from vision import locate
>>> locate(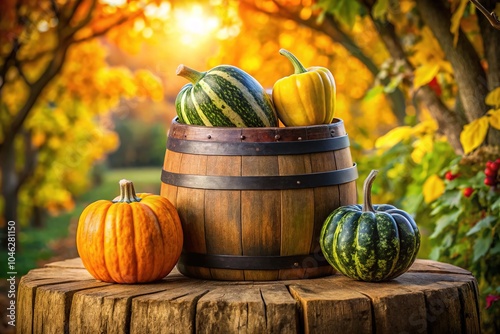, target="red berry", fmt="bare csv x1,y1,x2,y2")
496,158,500,164
463,187,474,197
428,77,442,96
485,168,496,177
445,171,455,180
485,177,496,186
491,162,500,171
